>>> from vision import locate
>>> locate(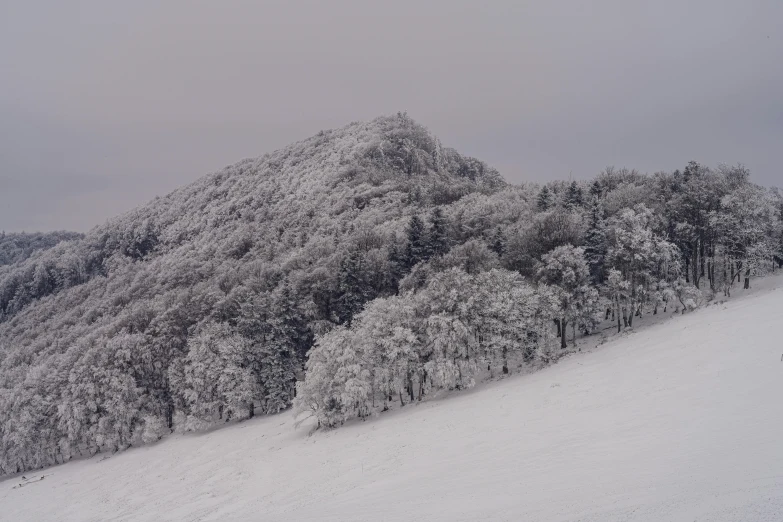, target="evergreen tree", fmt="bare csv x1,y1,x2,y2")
490,227,505,257
386,238,406,291
405,214,428,269
537,186,553,211
583,199,608,284
428,207,450,257
589,179,602,200
257,323,298,414
274,281,313,361
336,250,368,324
683,160,701,182
565,181,584,209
